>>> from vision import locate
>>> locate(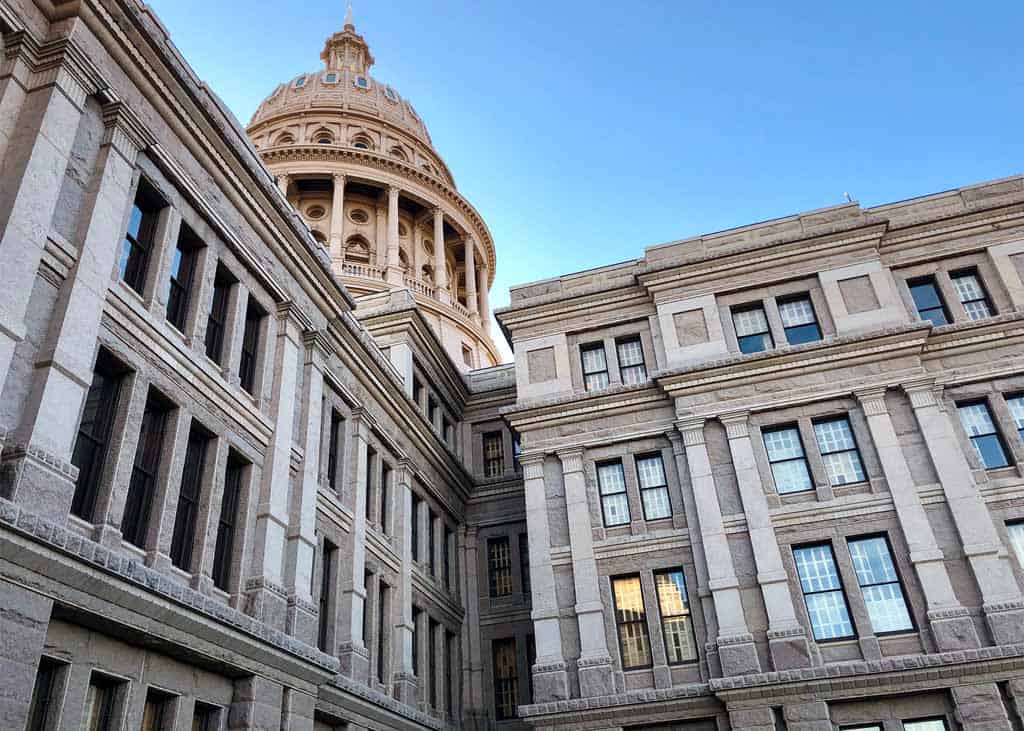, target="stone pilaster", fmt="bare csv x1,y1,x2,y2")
728,707,777,731
557,447,615,696
432,207,450,303
719,411,810,670
464,236,479,320
337,409,371,681
521,453,569,702
903,379,1024,644
391,461,417,703
459,525,485,723
0,578,53,730
676,417,761,676
855,387,979,651
275,171,289,195
783,701,831,731
228,675,283,730
2,101,153,522
329,172,345,263
951,683,1013,730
